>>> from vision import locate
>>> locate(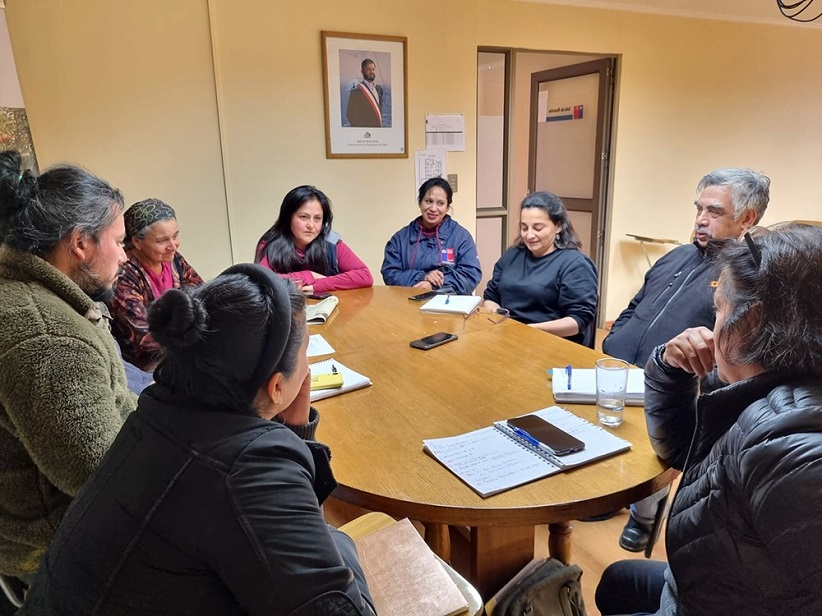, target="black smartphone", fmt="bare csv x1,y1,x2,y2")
408,290,440,302
308,292,332,300
507,415,585,456
409,331,458,351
